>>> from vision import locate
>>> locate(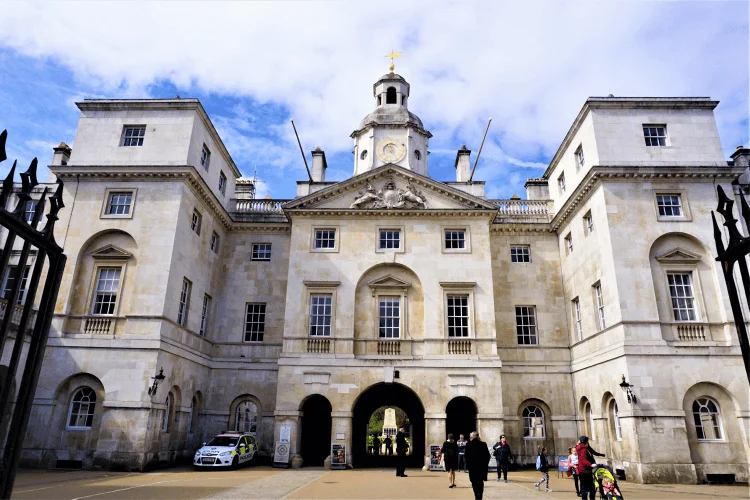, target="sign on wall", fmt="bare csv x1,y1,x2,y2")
487,443,497,472
429,444,443,471
331,443,347,469
280,425,291,444
273,442,290,467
